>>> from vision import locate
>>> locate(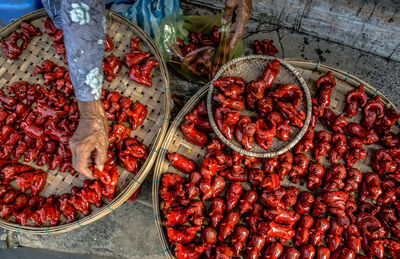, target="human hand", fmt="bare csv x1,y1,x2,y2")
223,0,253,49
69,100,109,178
